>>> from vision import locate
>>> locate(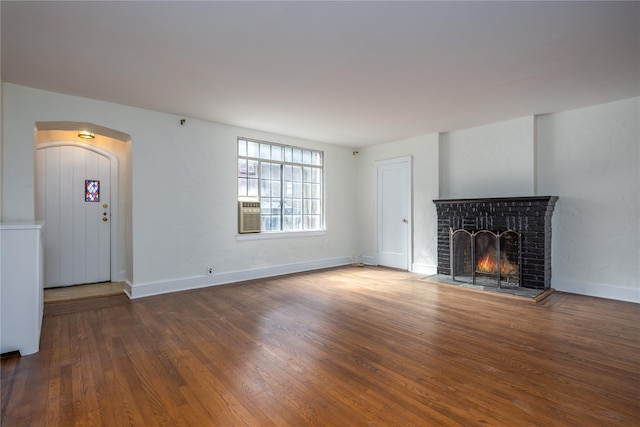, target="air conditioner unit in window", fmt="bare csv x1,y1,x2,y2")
238,201,261,233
